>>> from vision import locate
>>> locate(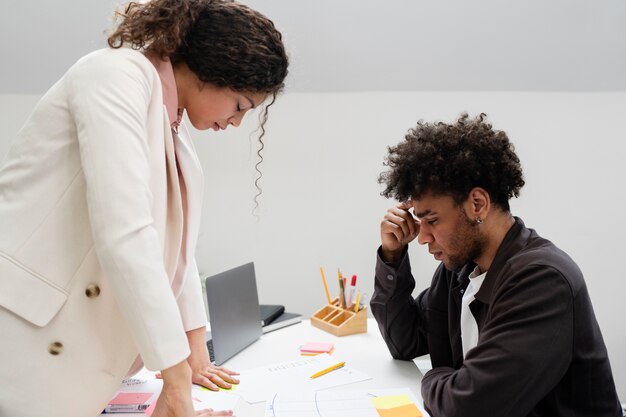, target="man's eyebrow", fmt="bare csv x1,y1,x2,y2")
415,209,433,219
